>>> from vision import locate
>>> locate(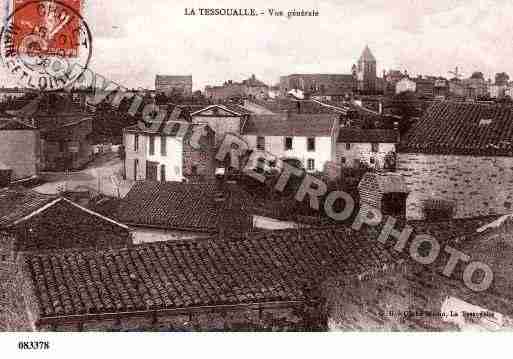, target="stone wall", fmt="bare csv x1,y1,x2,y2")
182,129,216,180
0,255,39,331
397,153,513,220
33,305,304,332
325,262,513,331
